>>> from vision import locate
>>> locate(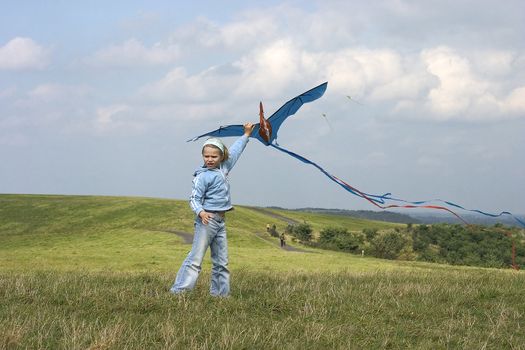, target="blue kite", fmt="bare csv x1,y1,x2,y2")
187,82,328,145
